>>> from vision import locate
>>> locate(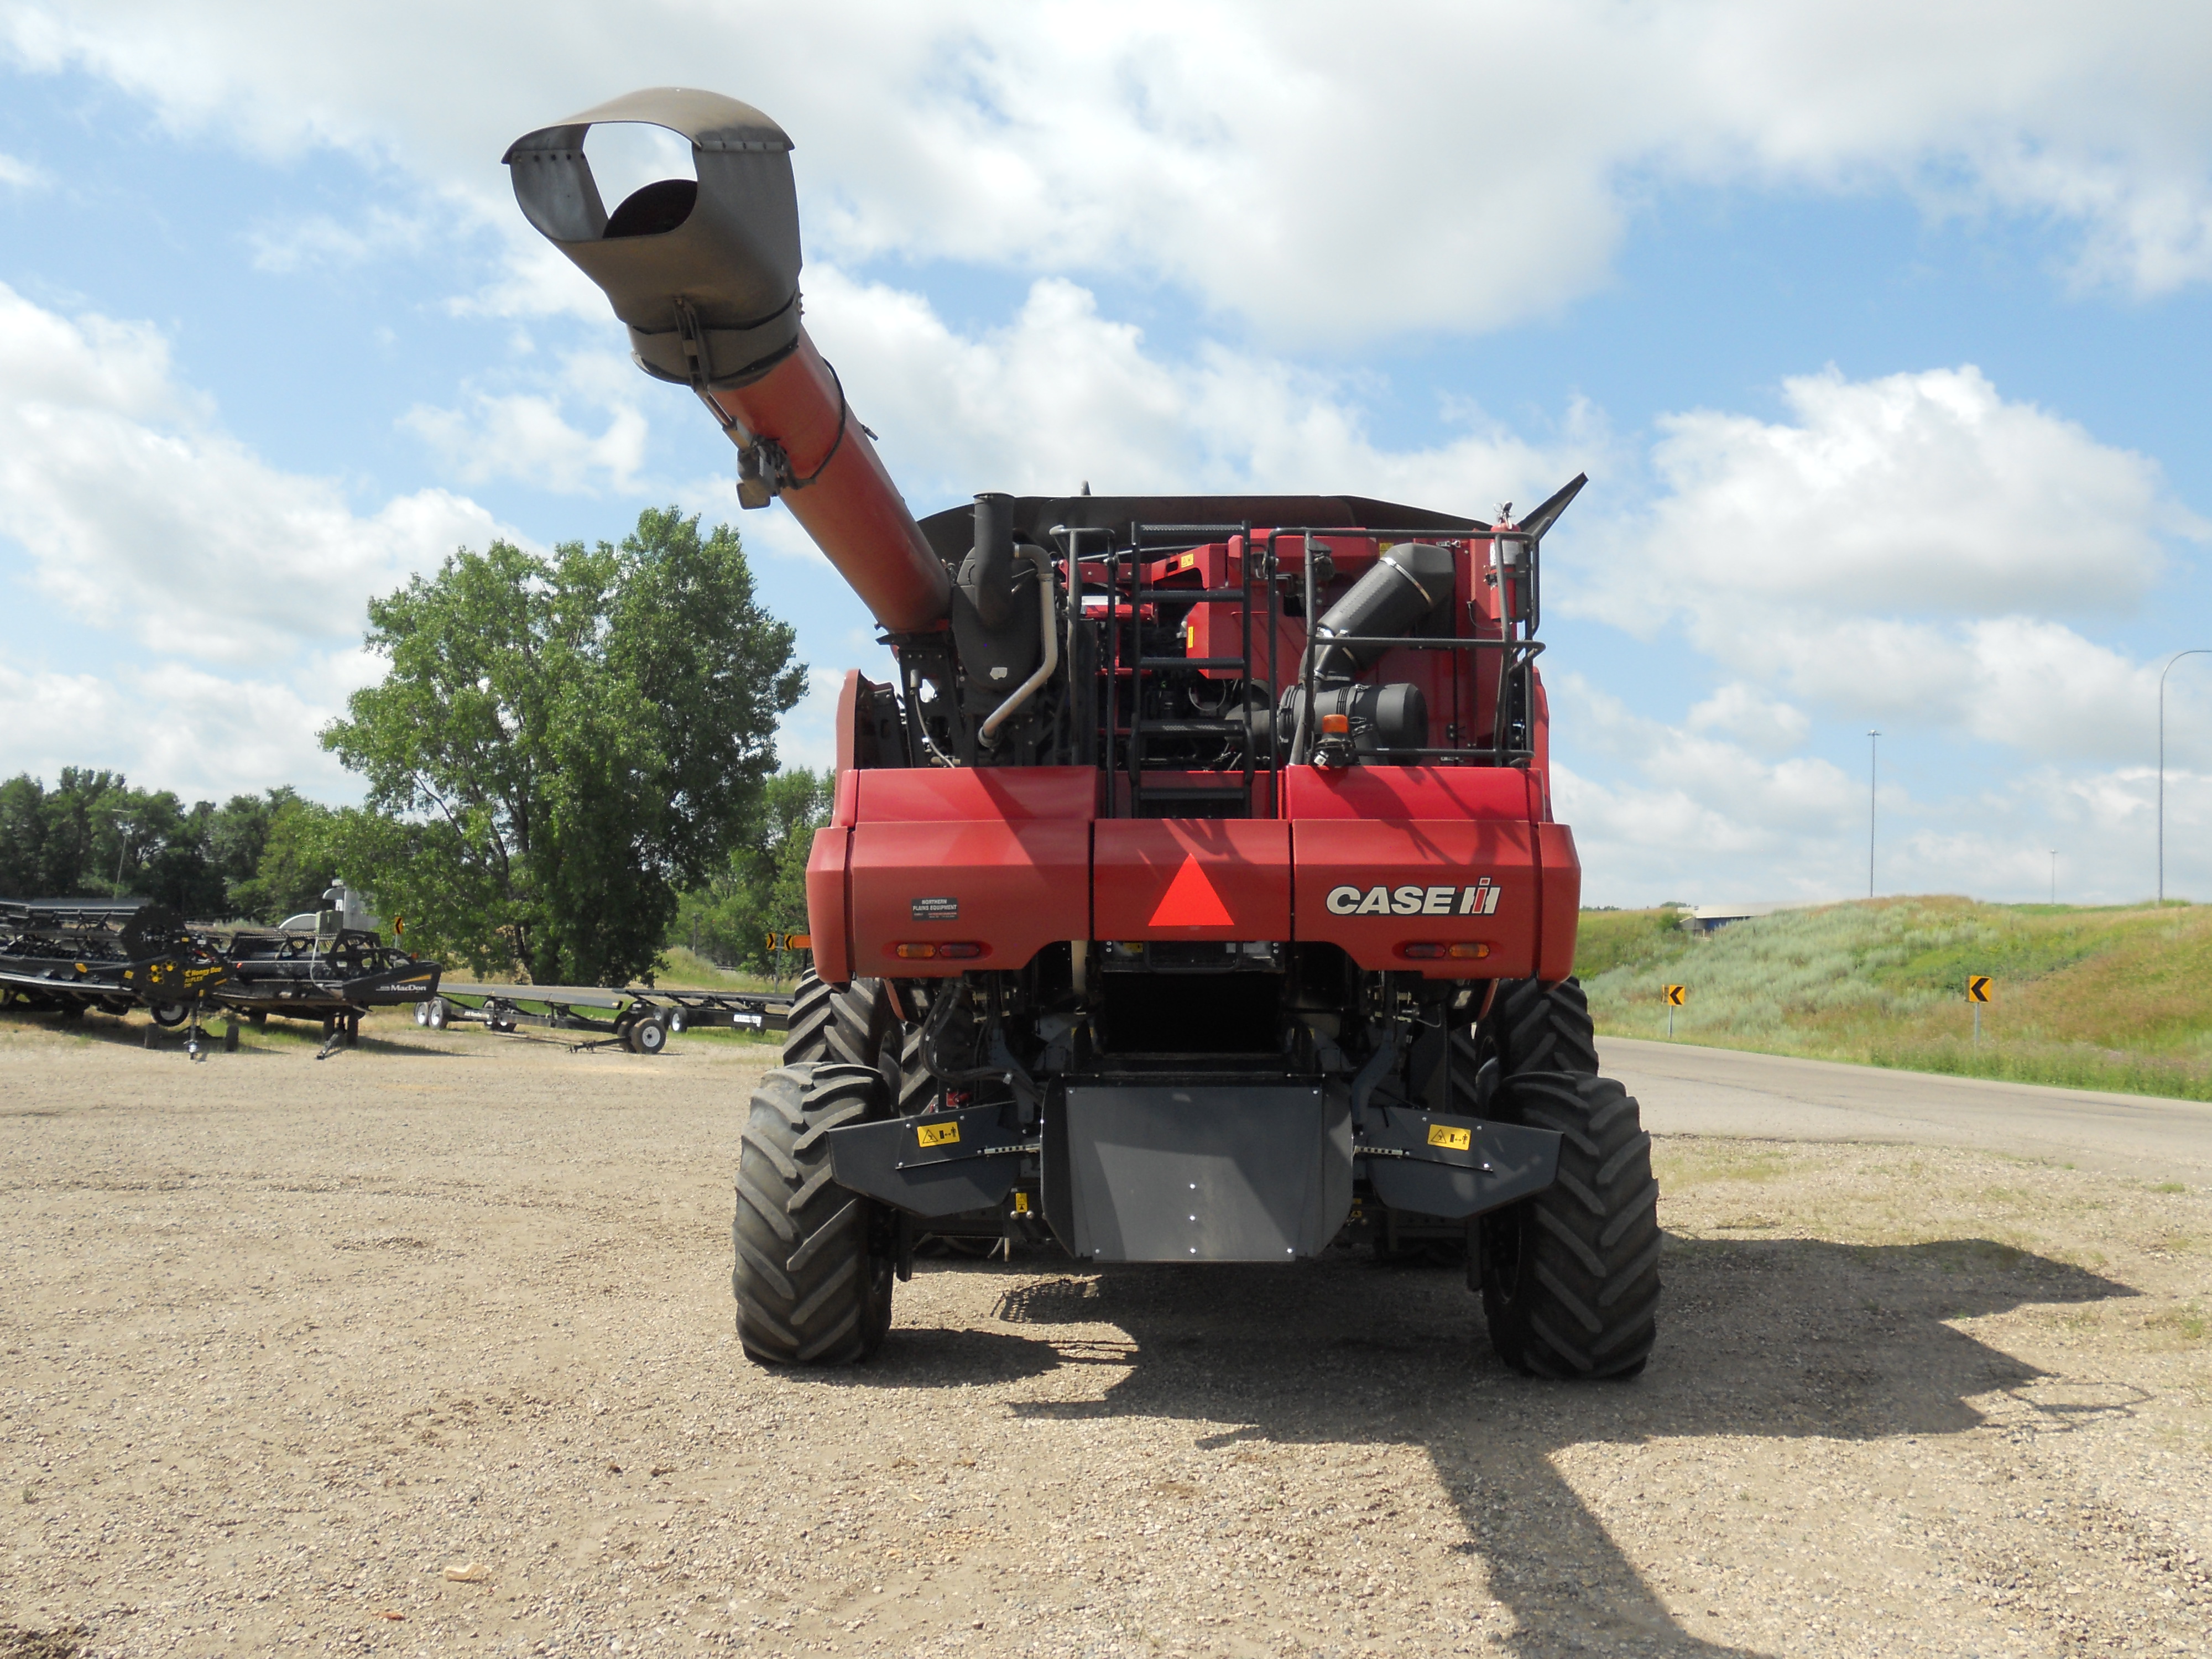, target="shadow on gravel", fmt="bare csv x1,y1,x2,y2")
878,1233,2131,1657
